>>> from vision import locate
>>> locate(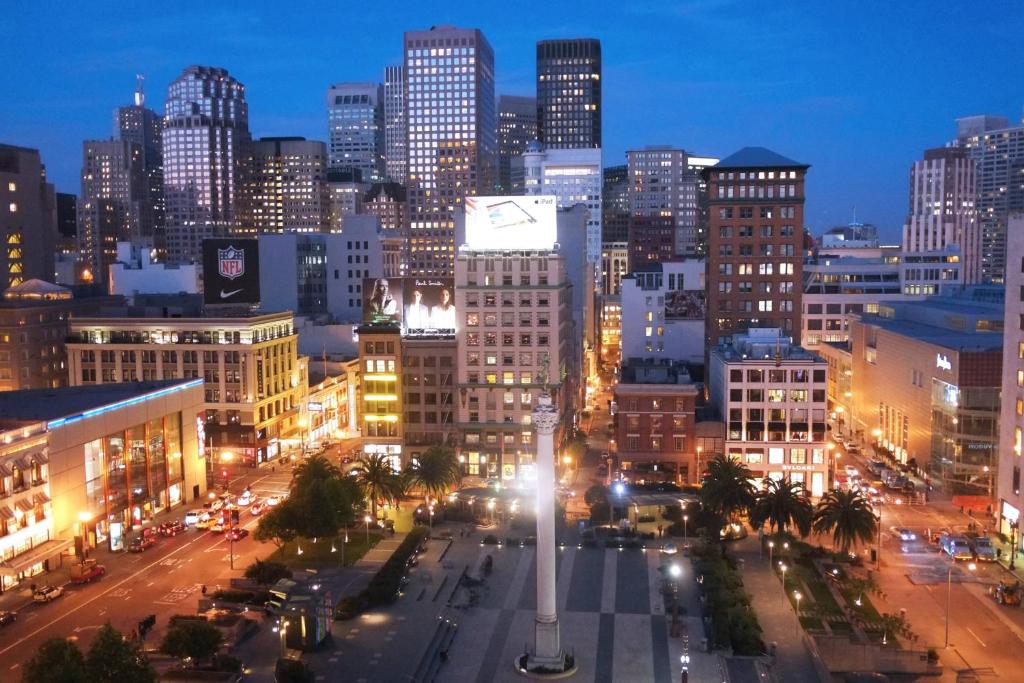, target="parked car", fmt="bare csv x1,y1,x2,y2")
33,585,63,603
0,610,16,627
70,562,106,584
158,521,187,537
128,536,157,553
971,536,998,562
226,527,249,542
184,510,201,526
942,535,974,561
265,496,281,508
